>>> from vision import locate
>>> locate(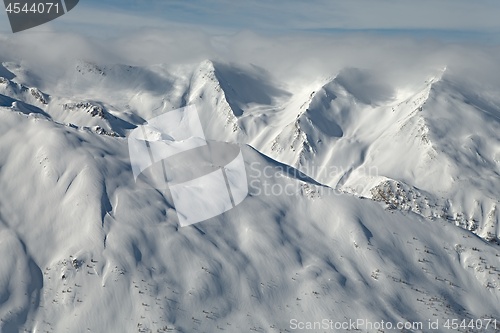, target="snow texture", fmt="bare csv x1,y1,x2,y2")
0,59,499,332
